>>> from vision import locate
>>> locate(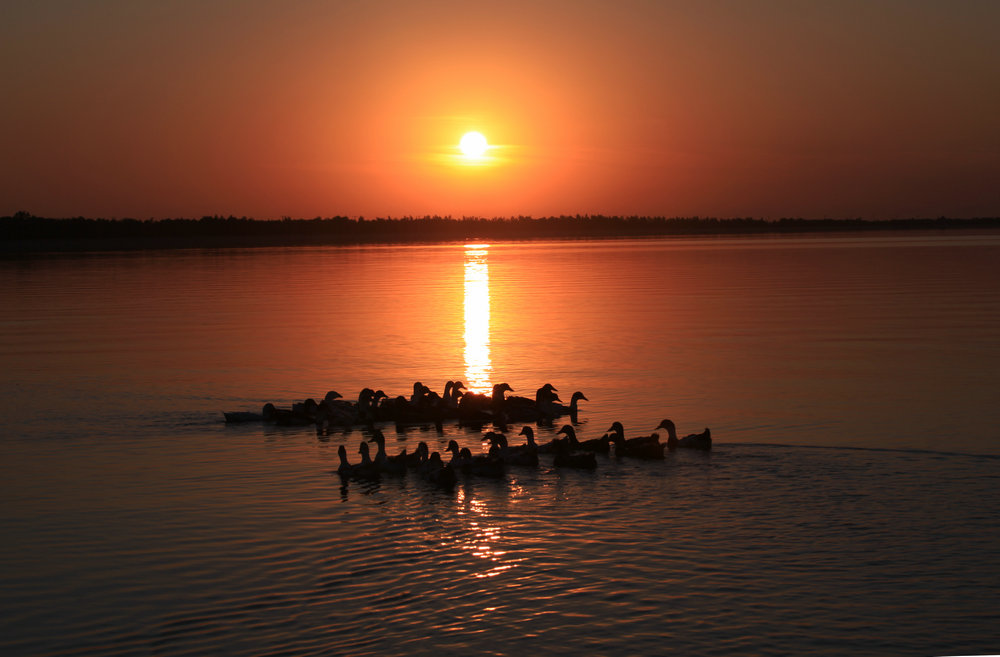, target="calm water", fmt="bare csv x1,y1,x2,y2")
2,234,999,656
